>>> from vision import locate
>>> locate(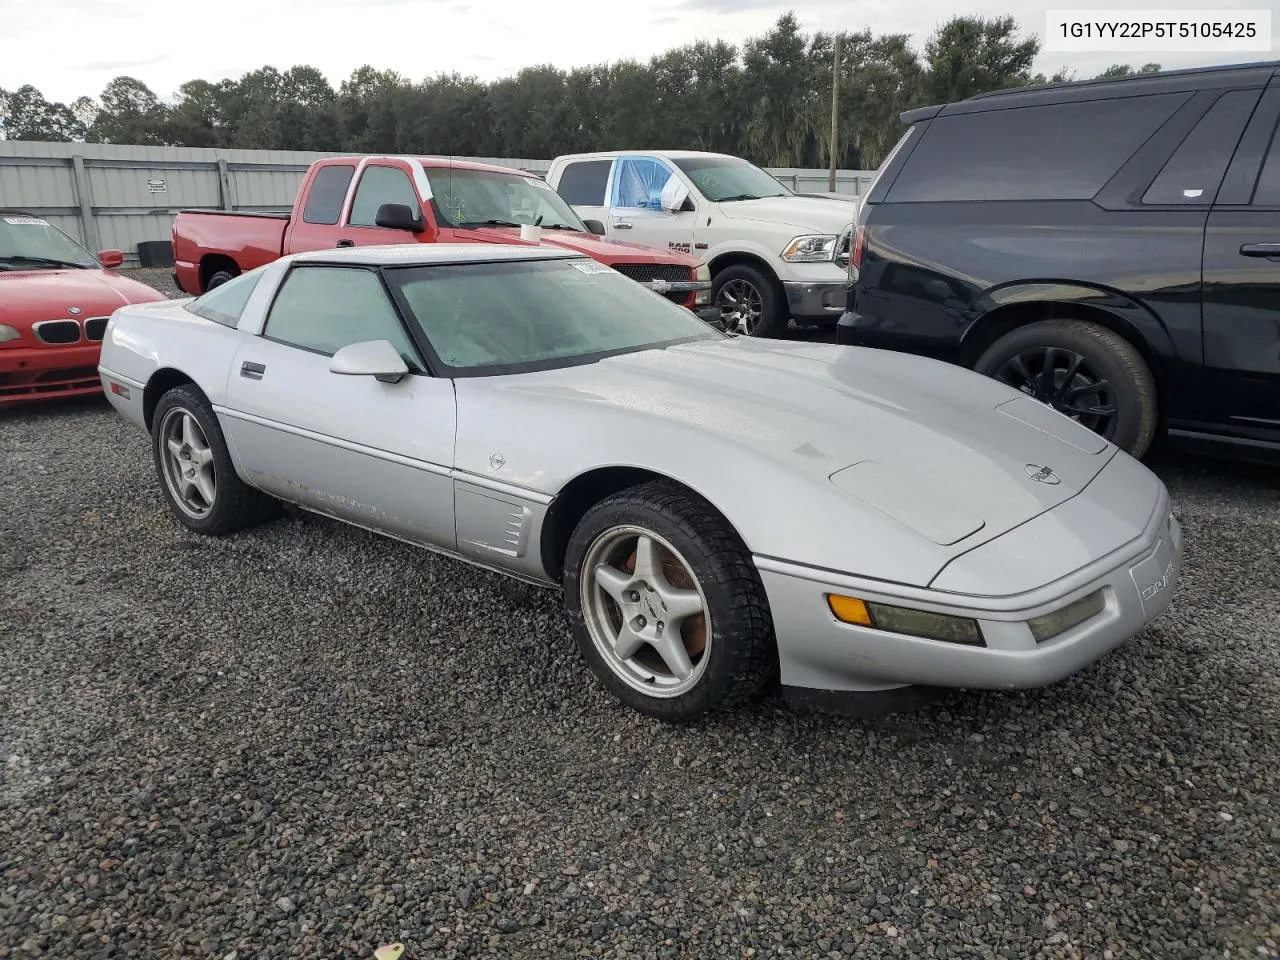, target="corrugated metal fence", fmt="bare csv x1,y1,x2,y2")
0,141,873,263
